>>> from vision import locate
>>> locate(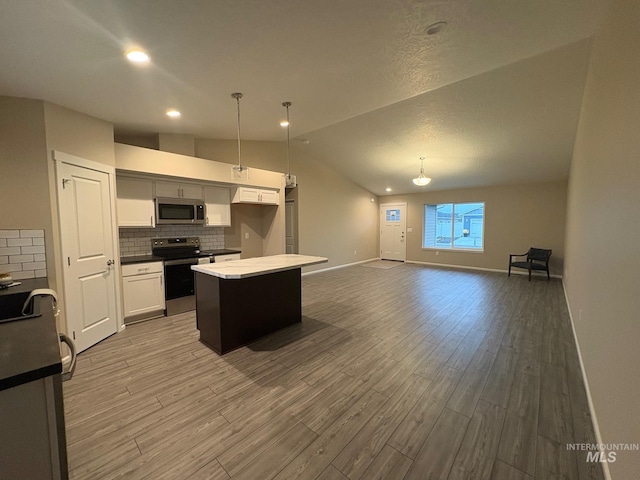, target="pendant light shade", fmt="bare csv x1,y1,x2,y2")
413,156,431,186
282,101,297,188
231,92,247,173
